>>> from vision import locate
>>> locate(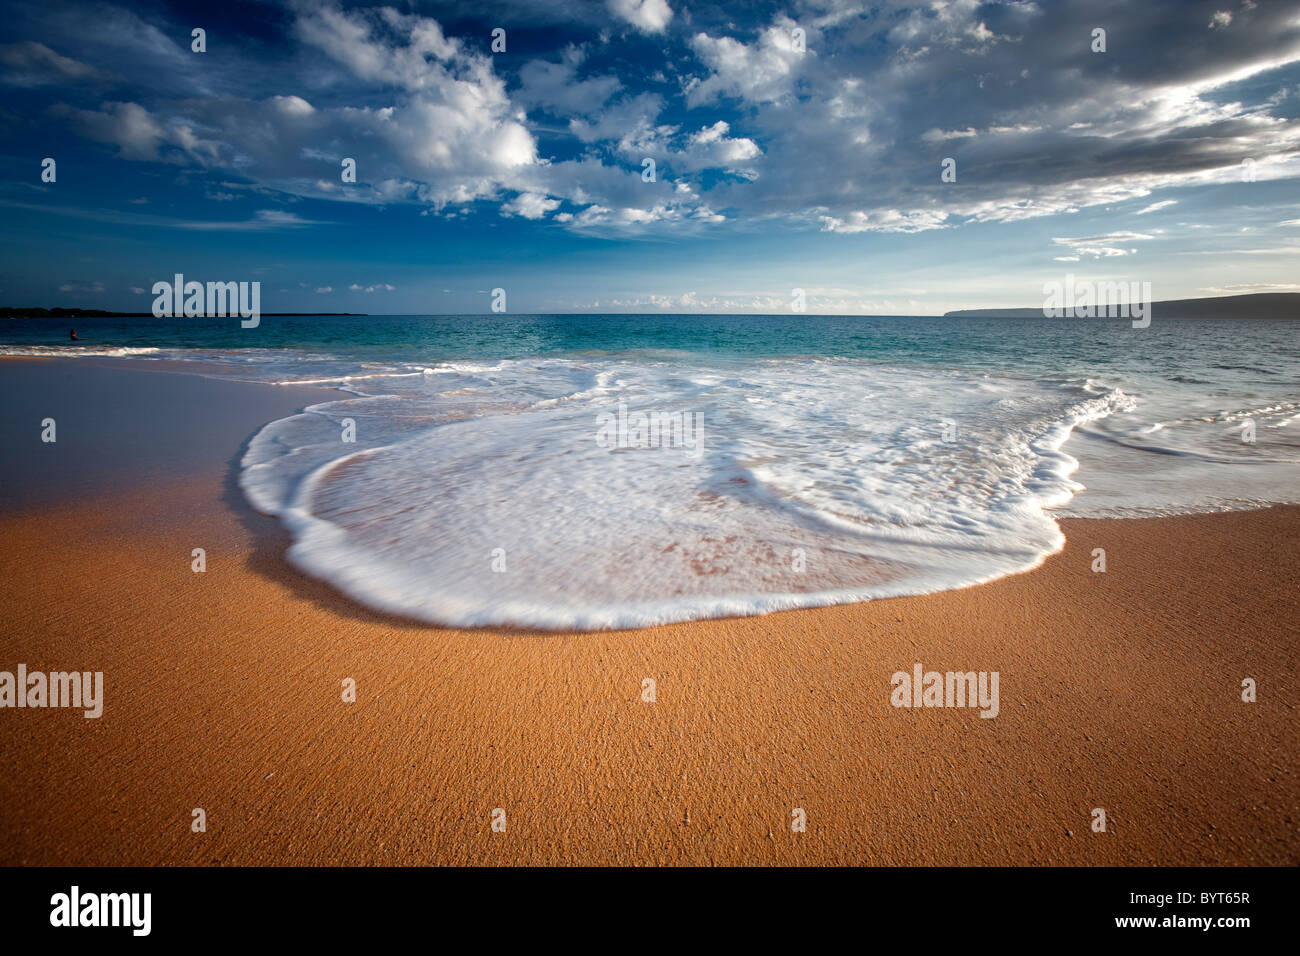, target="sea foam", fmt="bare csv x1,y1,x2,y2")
240,357,1136,629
